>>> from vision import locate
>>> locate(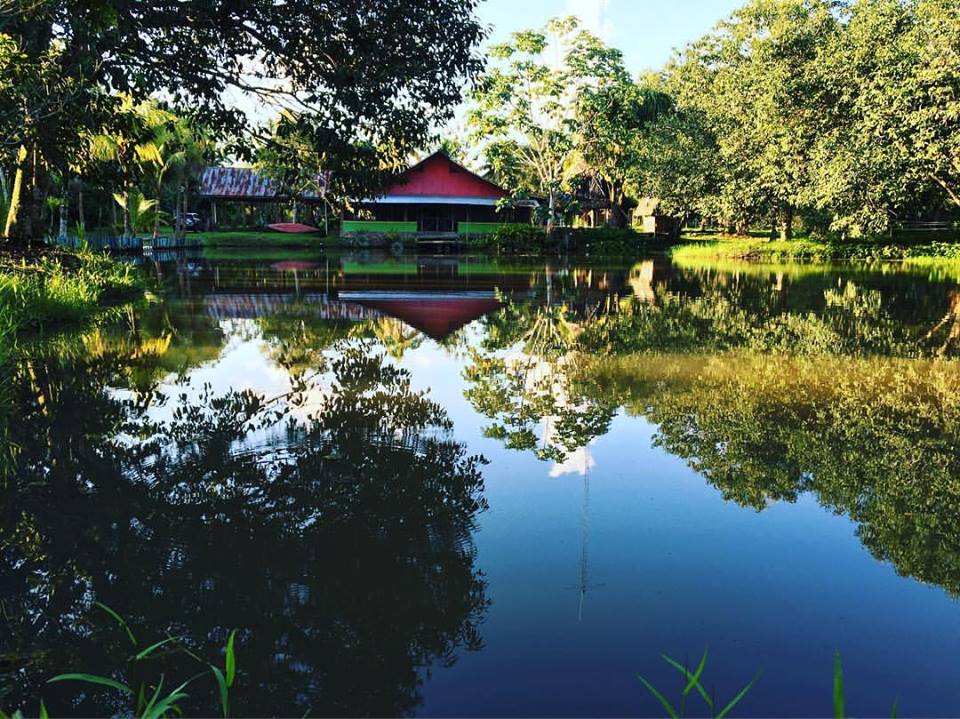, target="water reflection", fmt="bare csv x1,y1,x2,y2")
2,325,488,715
3,250,960,715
